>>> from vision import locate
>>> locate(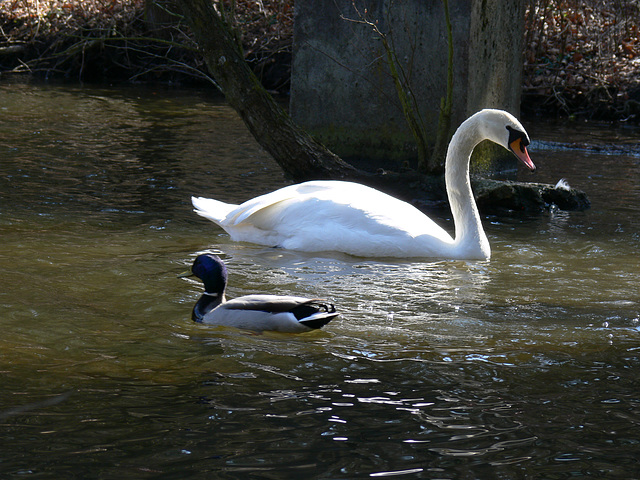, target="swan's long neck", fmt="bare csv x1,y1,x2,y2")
444,117,490,259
